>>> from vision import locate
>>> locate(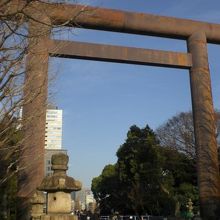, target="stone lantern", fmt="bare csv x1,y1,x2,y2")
38,153,81,219
30,190,45,220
